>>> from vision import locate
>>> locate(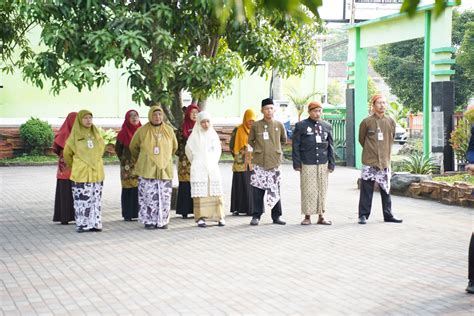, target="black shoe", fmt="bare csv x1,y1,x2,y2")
61,222,69,225
232,211,239,216
144,224,156,229
358,216,367,224
124,218,132,221
157,225,168,230
182,214,188,219
250,218,259,226
384,217,403,223
466,280,474,294
90,227,102,232
273,218,286,225
76,226,84,233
